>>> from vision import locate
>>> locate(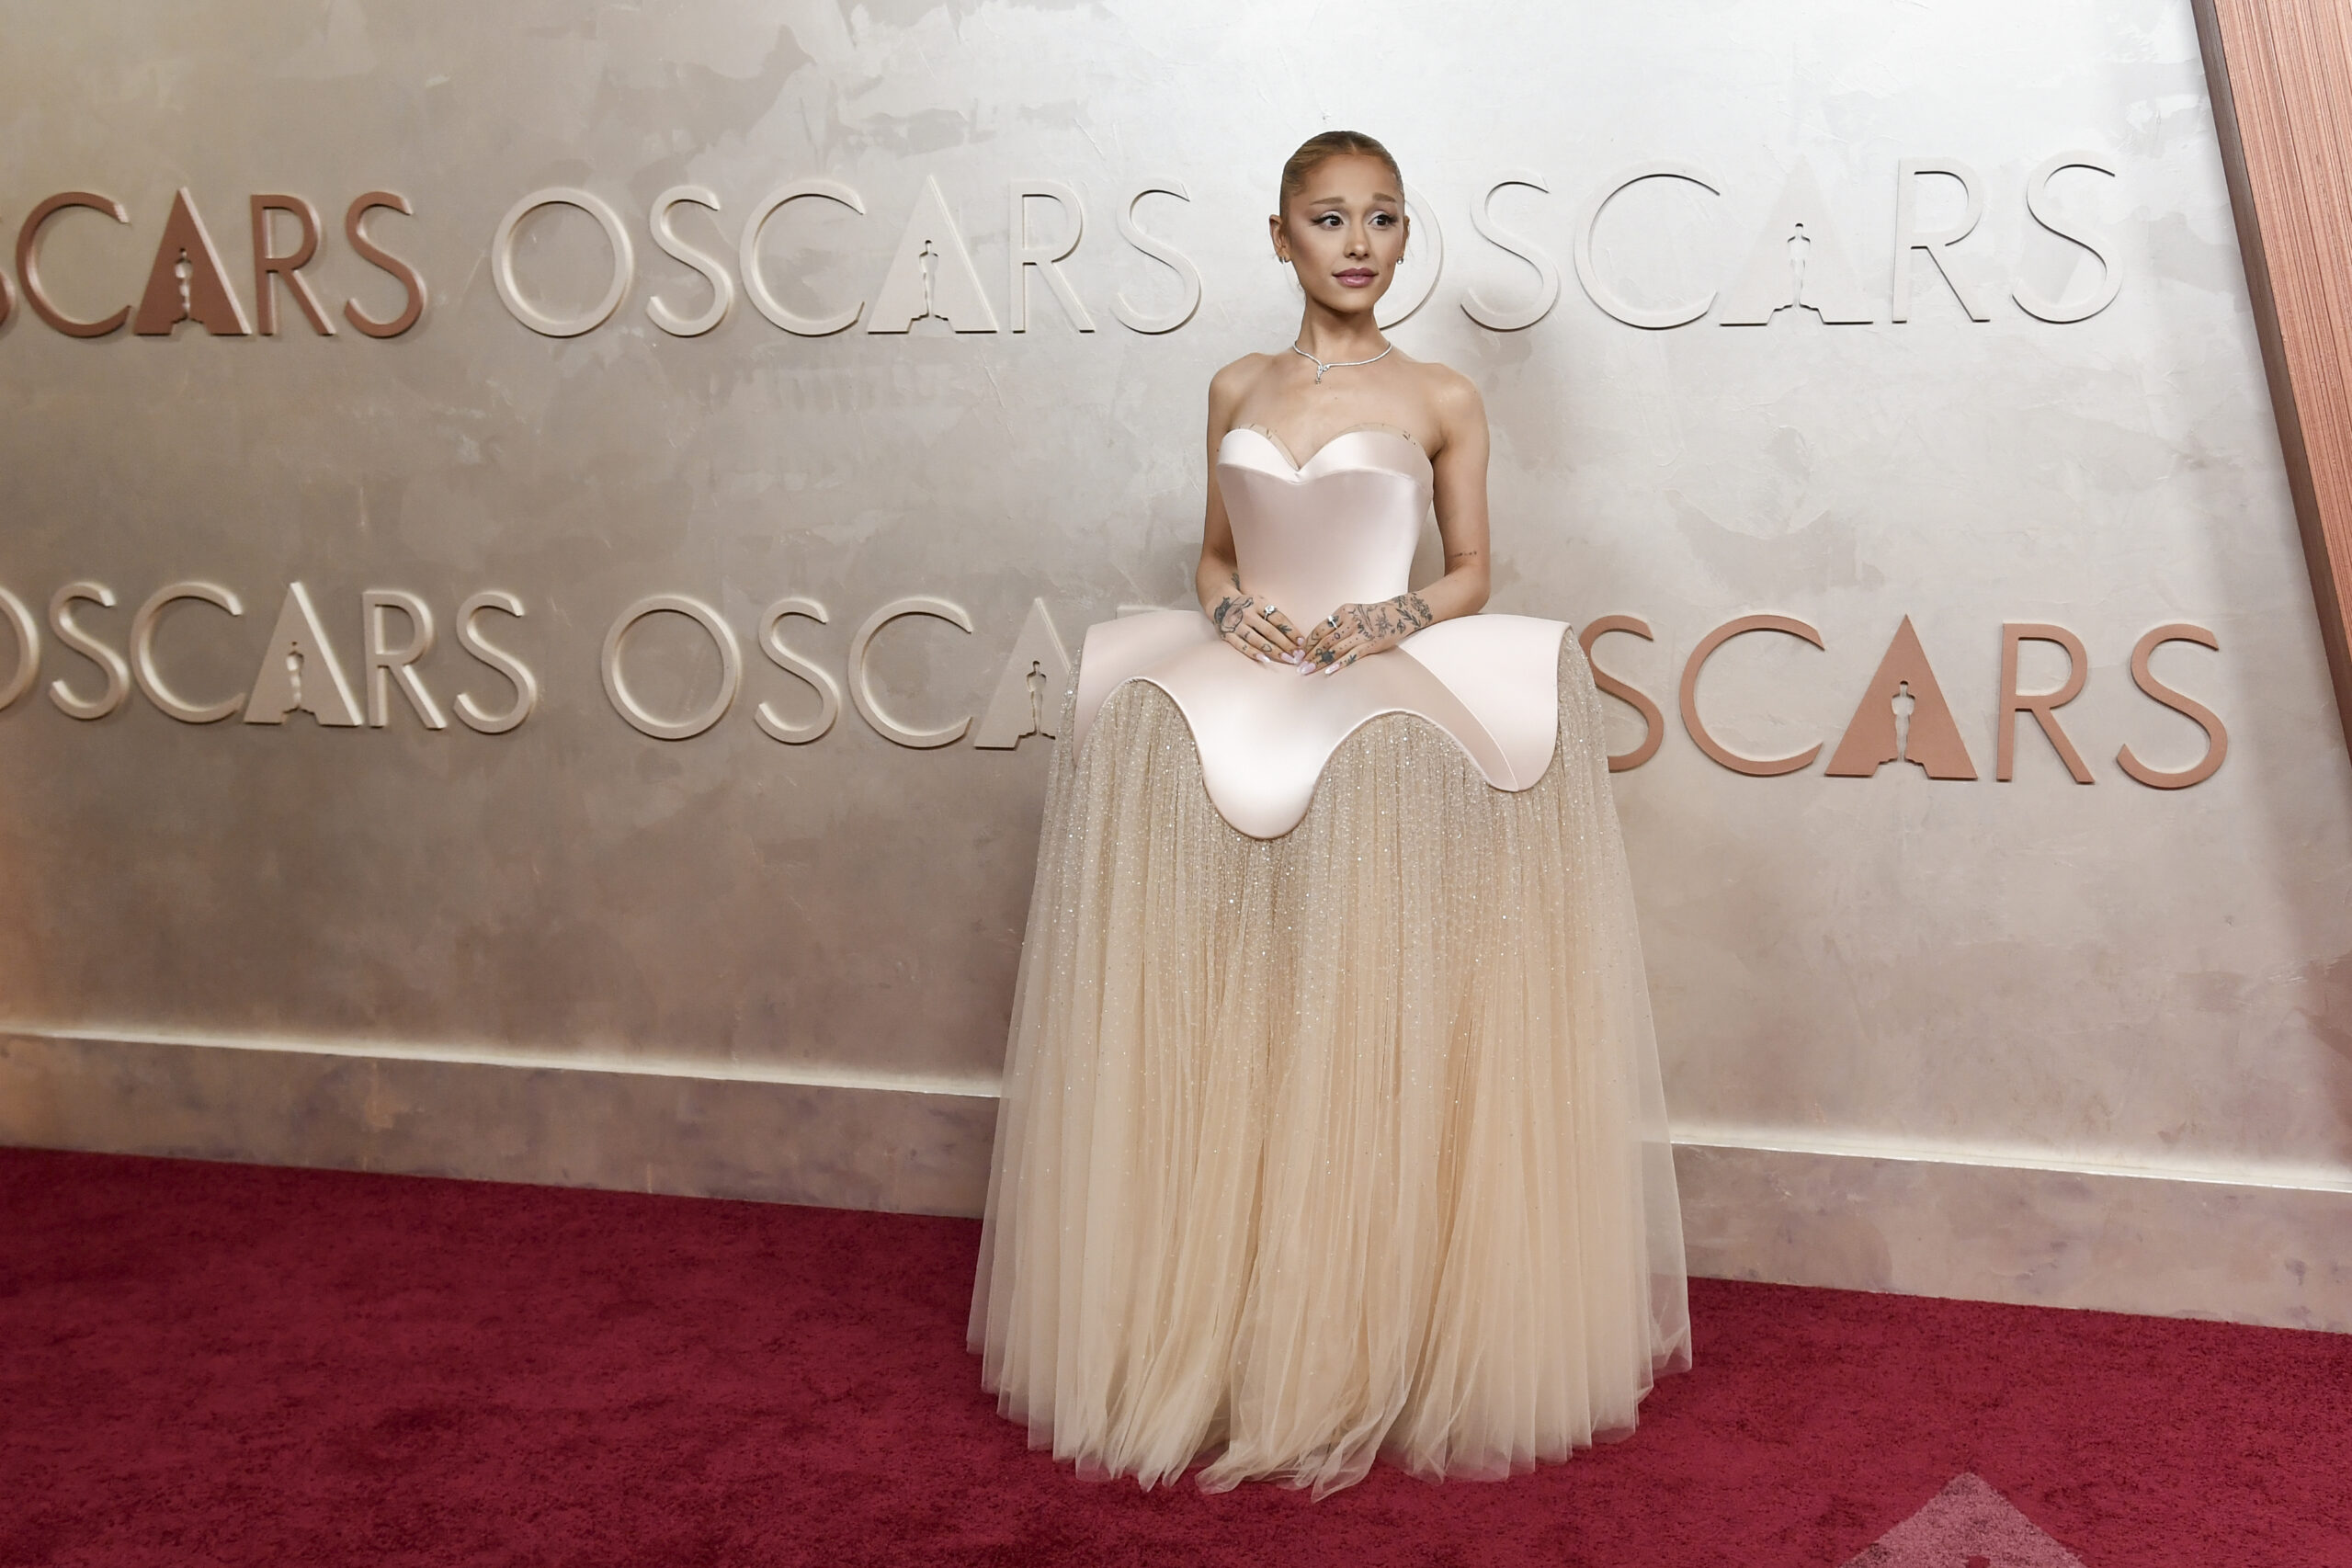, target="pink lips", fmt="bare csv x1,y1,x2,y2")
1335,268,1377,288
